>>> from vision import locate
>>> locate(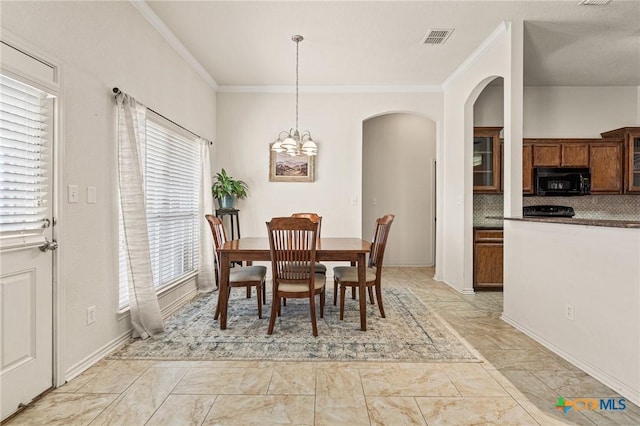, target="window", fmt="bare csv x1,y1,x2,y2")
0,74,50,239
118,115,200,309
